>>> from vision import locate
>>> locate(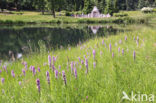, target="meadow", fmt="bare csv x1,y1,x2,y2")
0,11,155,24
0,25,156,103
